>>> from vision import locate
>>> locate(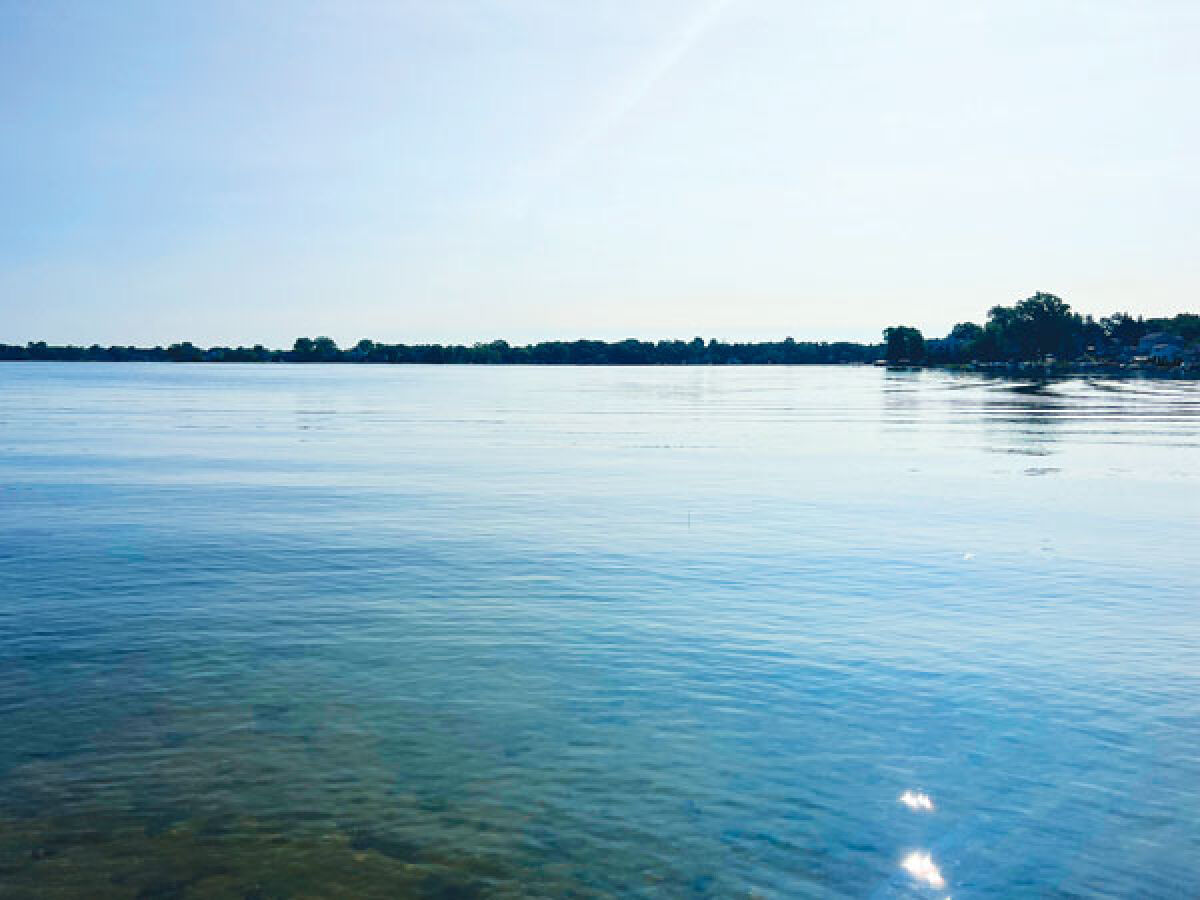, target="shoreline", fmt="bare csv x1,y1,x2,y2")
2,358,1197,377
